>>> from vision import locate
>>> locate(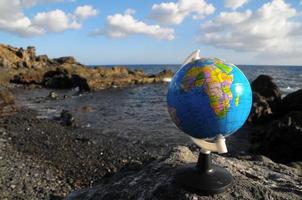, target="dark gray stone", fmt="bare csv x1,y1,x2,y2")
65,146,302,200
